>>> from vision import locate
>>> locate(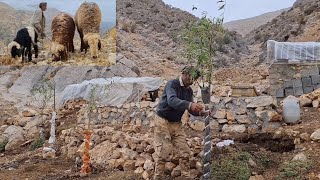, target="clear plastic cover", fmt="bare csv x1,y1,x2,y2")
267,40,320,63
